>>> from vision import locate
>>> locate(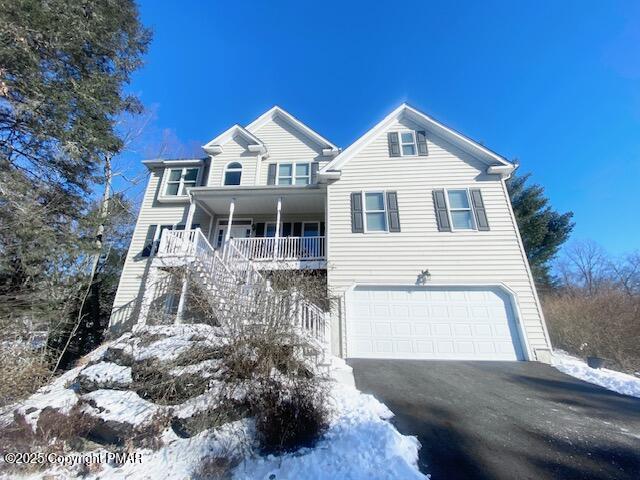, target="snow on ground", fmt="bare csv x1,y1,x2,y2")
81,389,162,426
552,350,640,398
234,382,427,480
1,324,427,480
80,362,132,385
